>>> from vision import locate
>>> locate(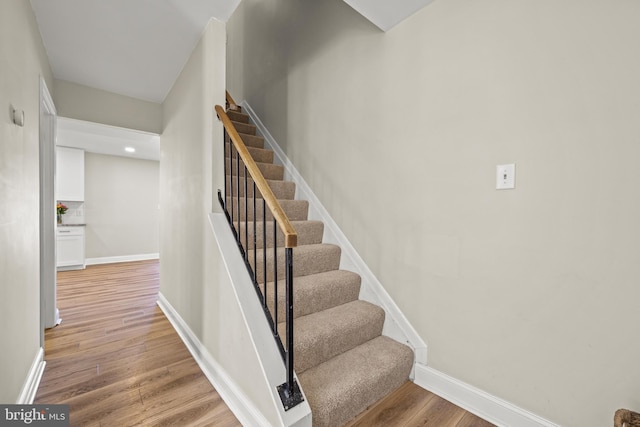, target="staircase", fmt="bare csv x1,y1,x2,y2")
224,107,414,426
